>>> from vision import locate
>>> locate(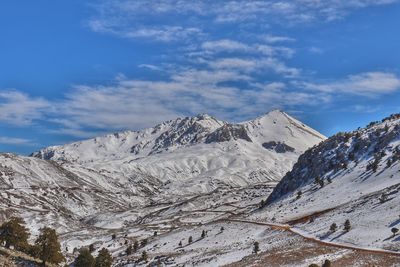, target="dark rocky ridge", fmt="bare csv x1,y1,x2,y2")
205,124,252,144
